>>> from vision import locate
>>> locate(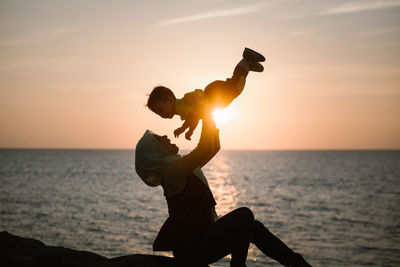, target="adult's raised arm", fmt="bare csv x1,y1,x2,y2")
161,113,218,196
199,128,220,168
